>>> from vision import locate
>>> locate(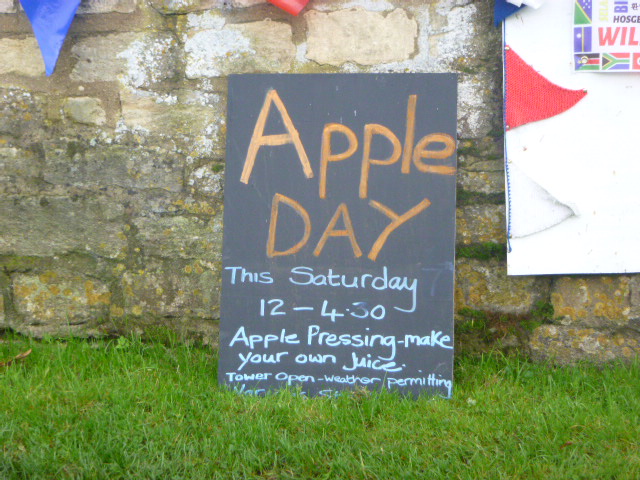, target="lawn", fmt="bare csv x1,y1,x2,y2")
1,333,639,479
